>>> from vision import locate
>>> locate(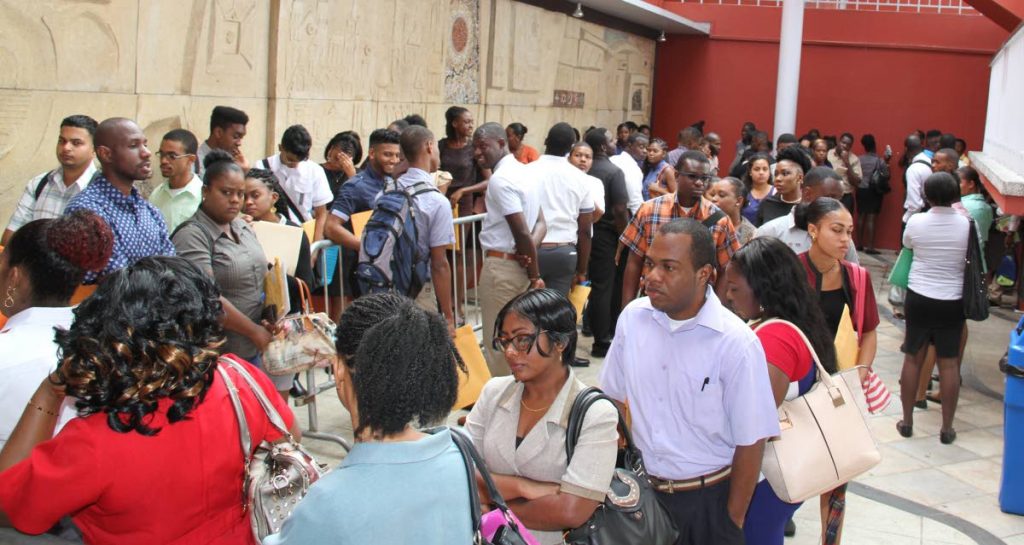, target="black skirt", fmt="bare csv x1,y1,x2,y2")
901,289,965,358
